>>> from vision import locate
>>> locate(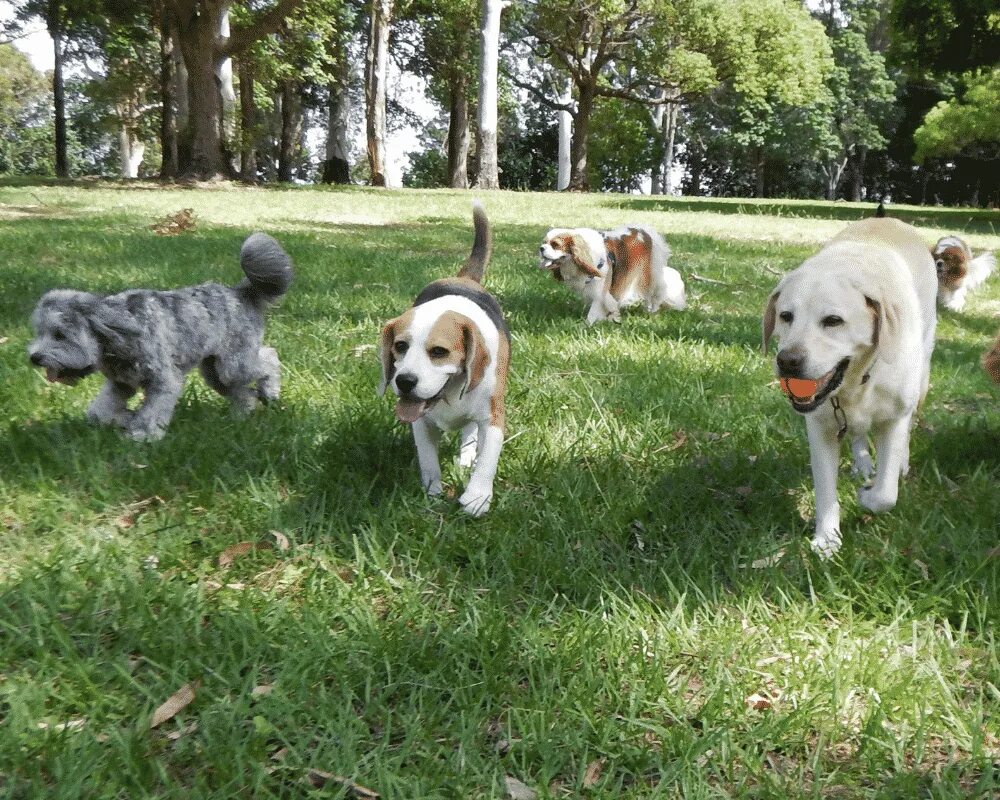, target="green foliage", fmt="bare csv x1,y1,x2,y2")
0,44,53,175
889,0,1000,77
914,68,1000,163
588,99,658,193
